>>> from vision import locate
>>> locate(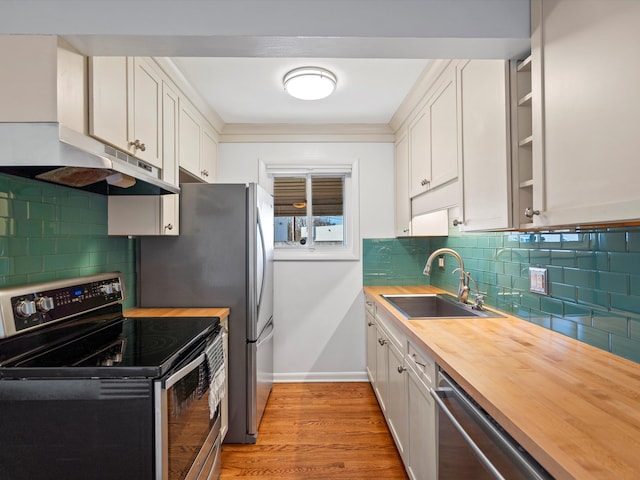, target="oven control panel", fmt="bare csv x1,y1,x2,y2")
0,272,125,339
